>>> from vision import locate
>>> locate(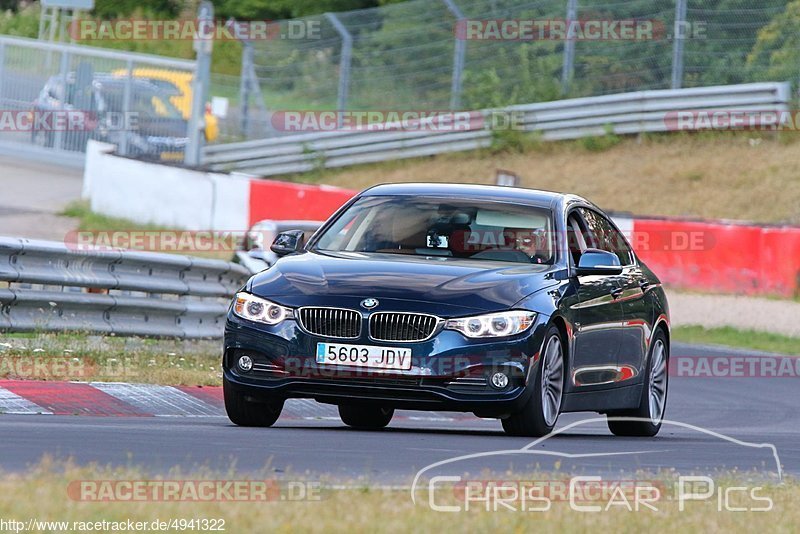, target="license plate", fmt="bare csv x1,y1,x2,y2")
316,342,412,371
160,151,184,161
